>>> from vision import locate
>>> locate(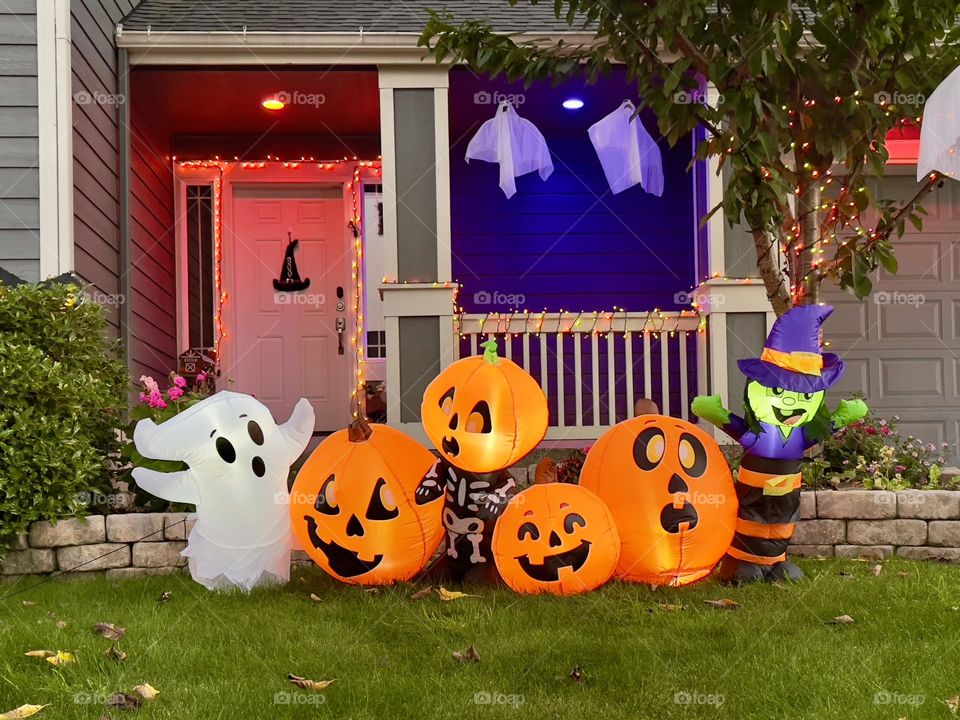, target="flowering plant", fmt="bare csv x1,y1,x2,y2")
804,402,950,490
119,372,214,510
